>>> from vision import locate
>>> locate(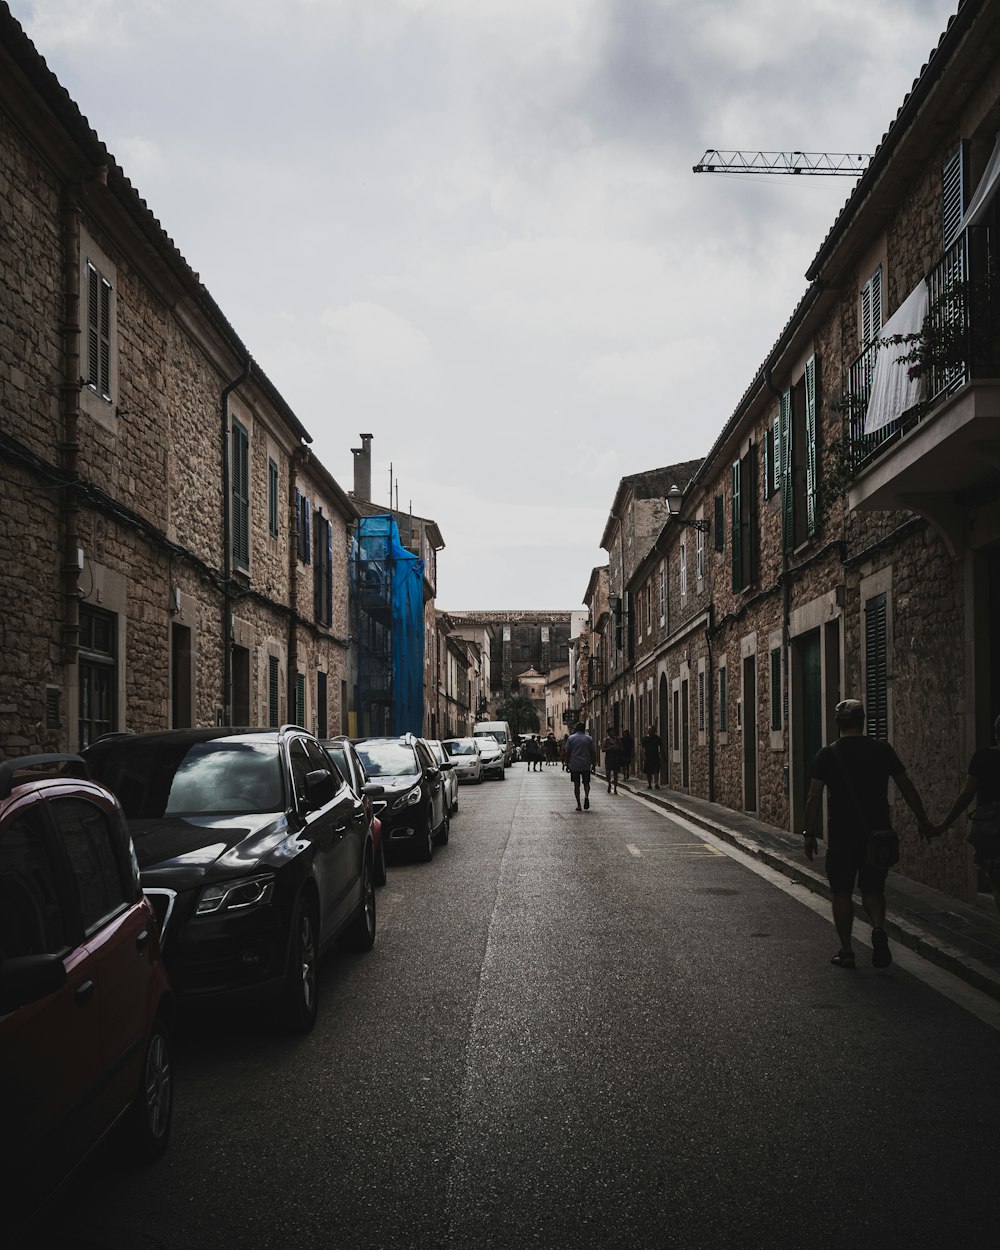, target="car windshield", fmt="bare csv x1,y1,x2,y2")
444,740,476,756
87,740,285,817
476,730,507,744
428,741,446,764
355,741,419,778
